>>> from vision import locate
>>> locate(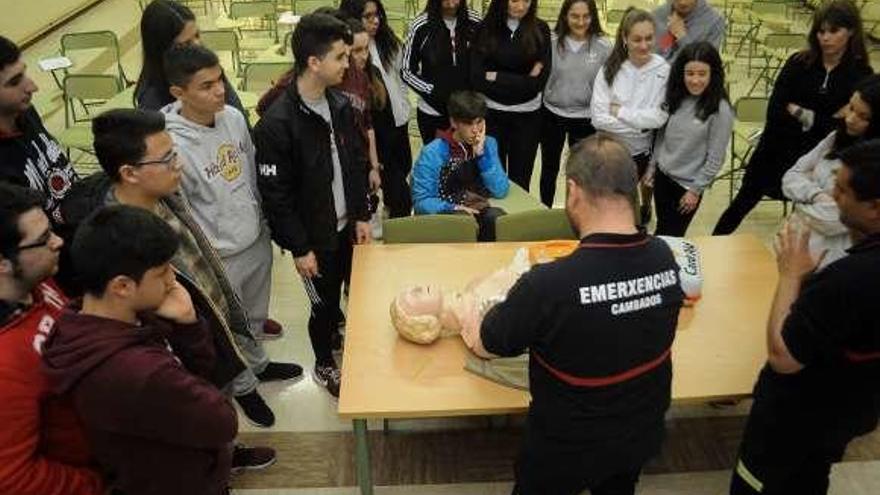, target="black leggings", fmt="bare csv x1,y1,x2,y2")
653,169,700,237
539,107,596,206
374,121,413,218
416,110,449,145
487,107,542,191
